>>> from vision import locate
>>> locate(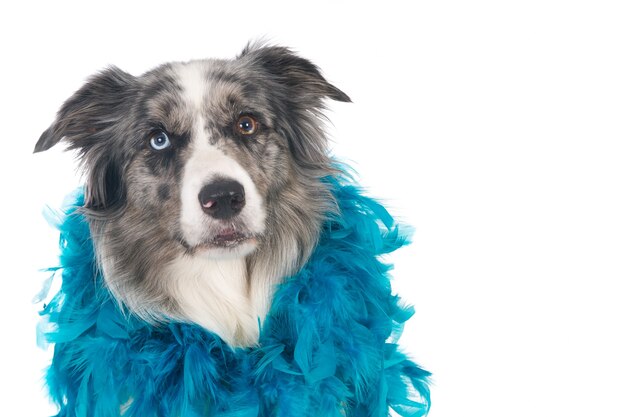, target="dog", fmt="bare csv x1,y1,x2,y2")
35,43,351,348
35,44,431,416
